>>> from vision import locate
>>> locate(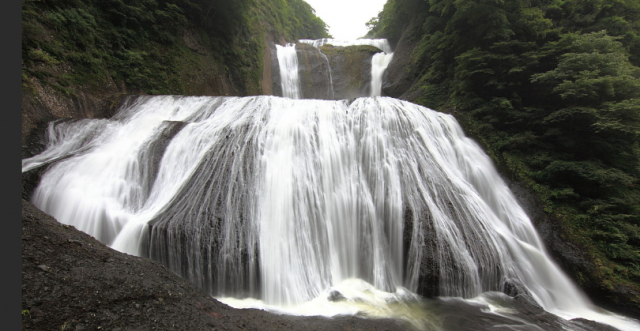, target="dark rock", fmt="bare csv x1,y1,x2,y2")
137,120,188,200
295,43,334,99
501,278,545,315
508,181,640,319
270,41,283,98
503,278,530,297
317,44,380,100
513,293,545,315
570,318,622,331
404,207,440,298
427,294,553,331
22,199,410,331
22,163,48,202
22,117,54,160
327,290,345,302
382,19,421,99
21,88,129,148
